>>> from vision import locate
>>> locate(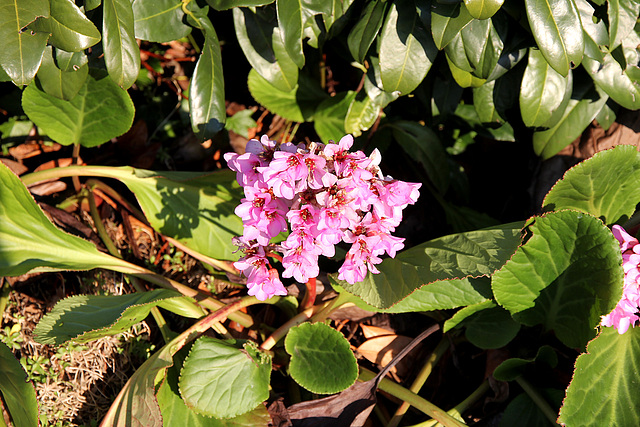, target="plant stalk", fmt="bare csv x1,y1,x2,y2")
412,380,490,427
516,377,559,426
359,367,467,427
0,278,10,328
